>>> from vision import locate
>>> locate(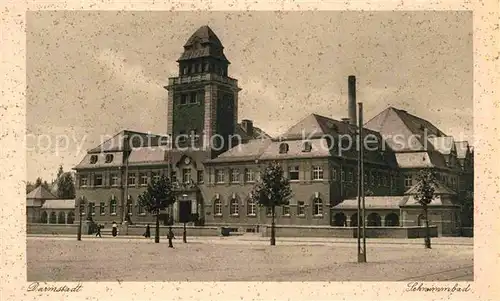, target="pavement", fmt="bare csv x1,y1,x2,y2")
27,233,474,246
27,236,473,281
